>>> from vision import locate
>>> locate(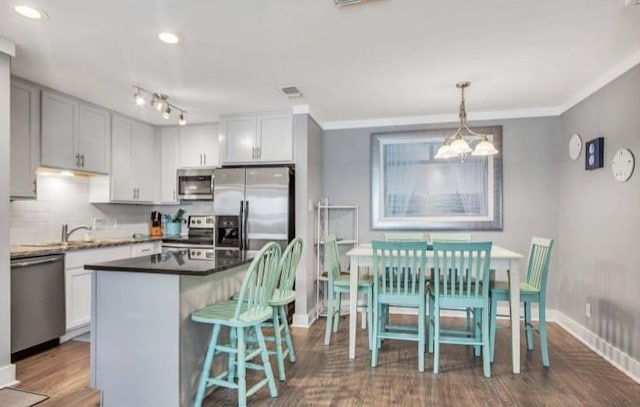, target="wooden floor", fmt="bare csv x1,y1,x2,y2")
13,316,640,406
